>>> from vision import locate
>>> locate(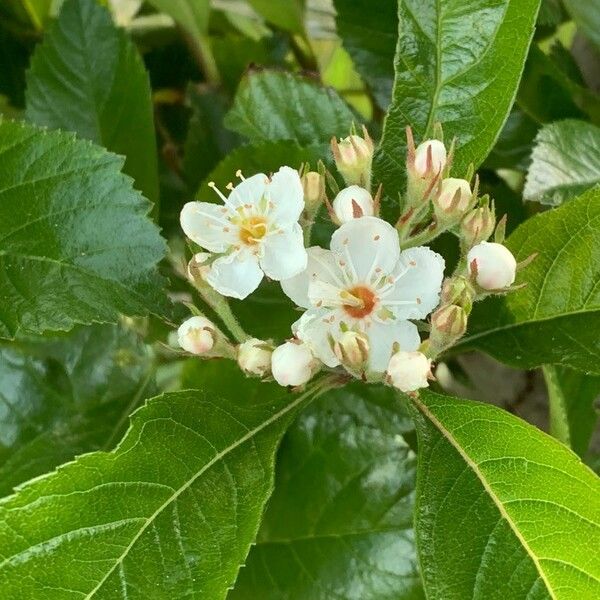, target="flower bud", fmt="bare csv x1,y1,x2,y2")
187,252,211,282
332,186,374,224
237,338,273,377
461,204,496,248
414,139,447,178
301,171,325,213
331,128,374,187
333,330,369,371
430,304,468,347
441,277,473,314
467,241,517,290
434,178,472,219
177,316,215,355
271,341,317,387
386,351,431,393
